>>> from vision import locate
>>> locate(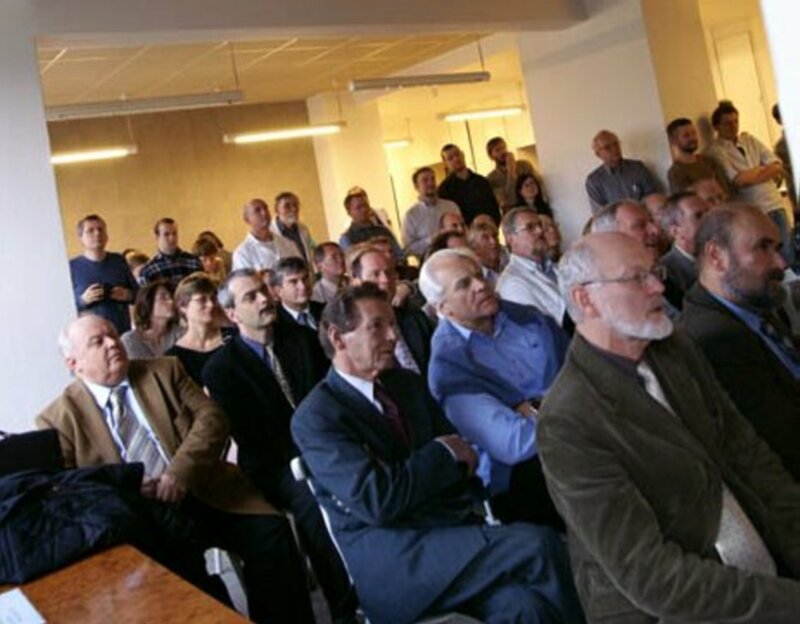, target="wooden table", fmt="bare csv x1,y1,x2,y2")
0,545,248,623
